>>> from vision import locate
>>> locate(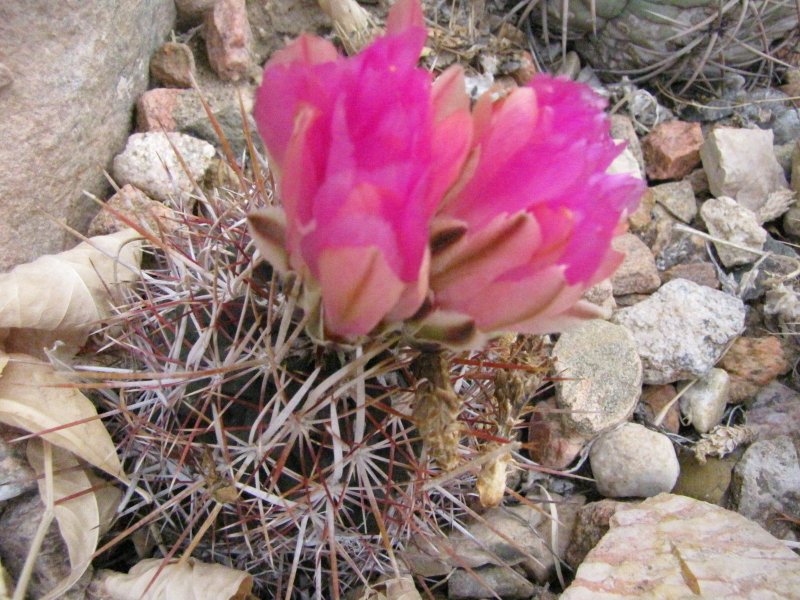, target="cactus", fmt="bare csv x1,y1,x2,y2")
536,0,798,93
